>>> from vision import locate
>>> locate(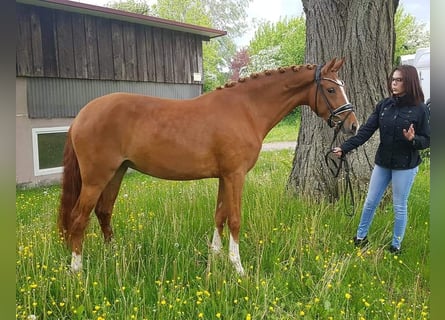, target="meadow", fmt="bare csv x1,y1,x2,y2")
16,125,430,319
